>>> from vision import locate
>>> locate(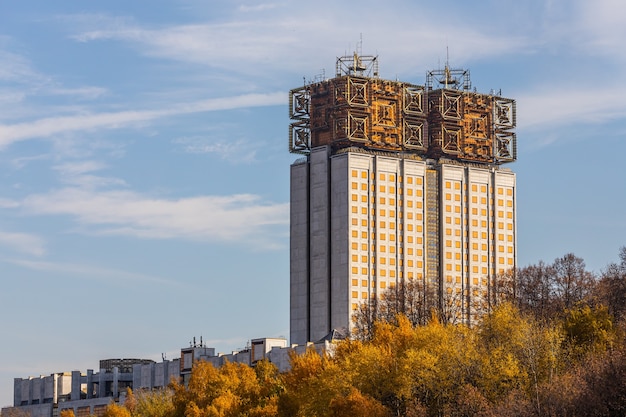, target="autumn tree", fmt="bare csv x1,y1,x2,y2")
278,347,357,417
130,388,174,417
552,253,595,311
515,261,556,320
171,359,280,417
59,410,76,417
102,403,131,417
595,246,626,322
560,304,615,361
478,303,562,414
352,278,455,340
